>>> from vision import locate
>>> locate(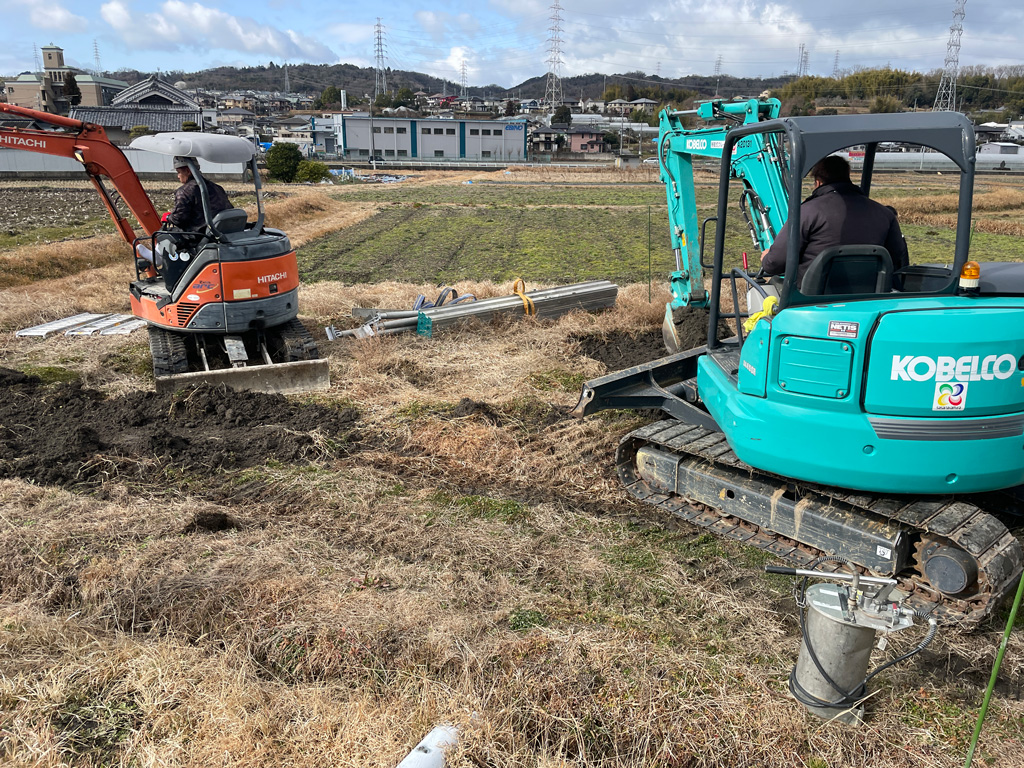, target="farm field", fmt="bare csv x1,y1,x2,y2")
0,166,1022,767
